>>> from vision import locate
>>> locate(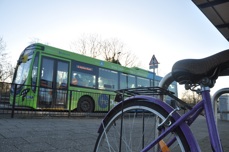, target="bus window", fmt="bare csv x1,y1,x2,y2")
71,72,96,88
40,58,54,88
31,52,39,92
137,77,150,87
99,68,118,90
39,58,54,104
120,73,128,89
120,73,136,89
56,61,69,105
128,75,136,88
71,61,96,88
151,79,159,87
56,61,68,89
